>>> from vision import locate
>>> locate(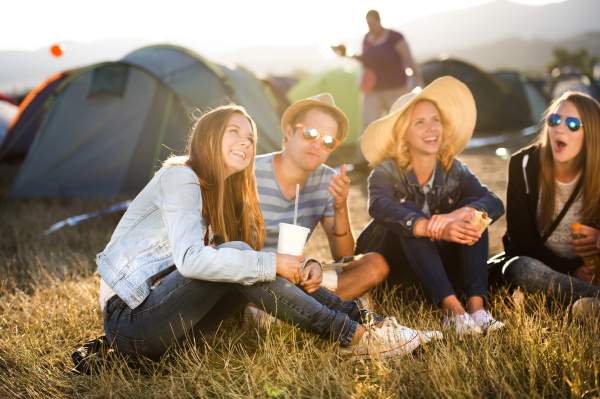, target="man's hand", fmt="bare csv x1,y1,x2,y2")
275,254,305,284
300,262,323,293
571,225,600,257
329,164,350,211
573,265,600,286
